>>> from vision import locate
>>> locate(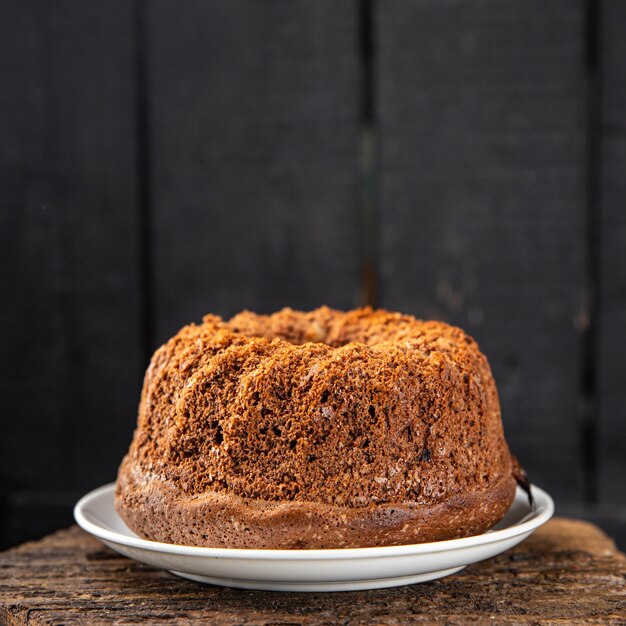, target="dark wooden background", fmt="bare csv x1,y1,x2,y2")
1,0,625,549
